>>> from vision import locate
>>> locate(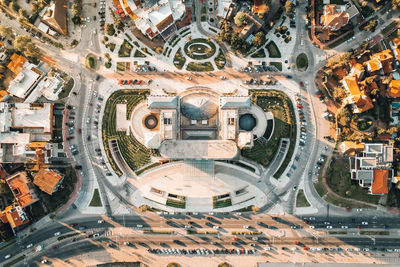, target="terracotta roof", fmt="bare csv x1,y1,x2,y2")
156,14,174,32
369,49,393,74
6,171,39,207
366,58,381,72
0,205,29,229
388,80,400,97
320,4,349,31
7,53,27,74
395,48,400,62
123,0,137,21
371,169,389,194
343,75,361,96
393,37,400,48
371,49,393,62
350,63,364,78
33,169,63,195
354,92,374,113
